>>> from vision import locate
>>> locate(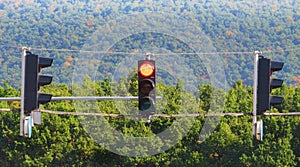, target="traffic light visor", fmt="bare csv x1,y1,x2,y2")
139,79,154,95
271,61,284,72
139,61,155,77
